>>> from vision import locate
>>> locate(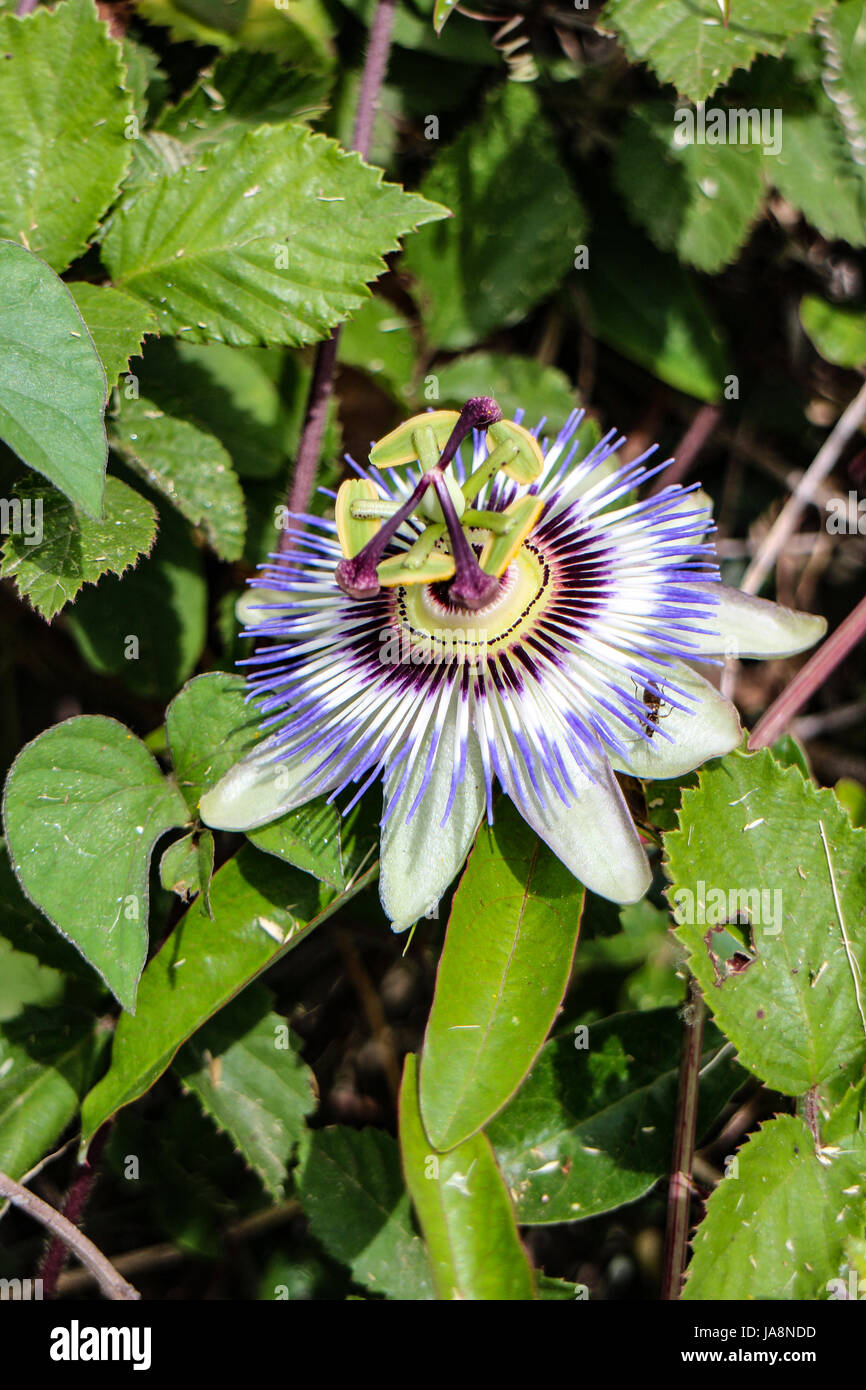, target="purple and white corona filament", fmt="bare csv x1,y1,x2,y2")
200,401,826,930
